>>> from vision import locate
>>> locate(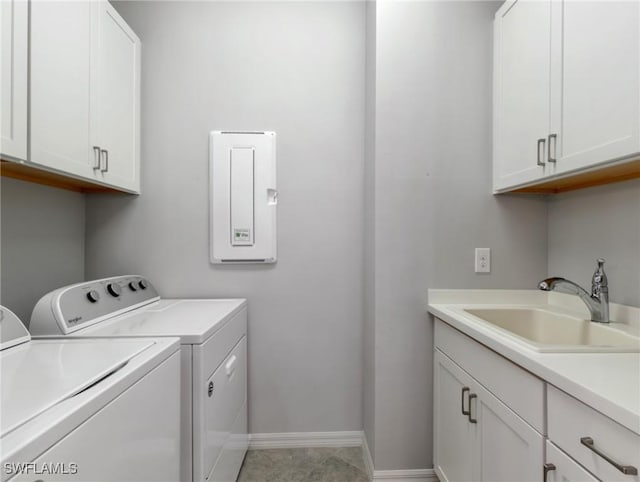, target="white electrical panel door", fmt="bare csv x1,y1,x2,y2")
210,131,277,263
